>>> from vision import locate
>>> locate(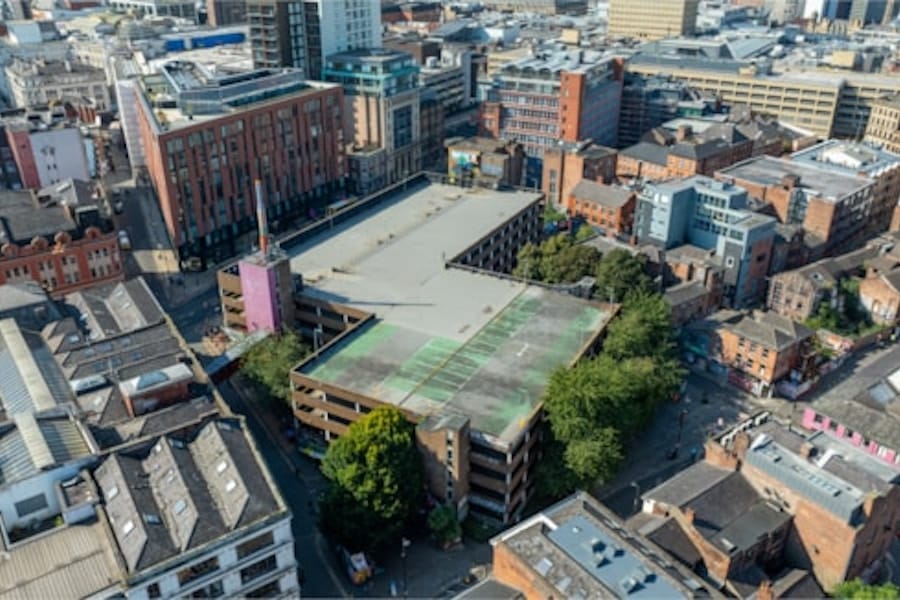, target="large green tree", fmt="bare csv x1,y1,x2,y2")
833,579,900,600
240,330,307,403
593,249,653,303
603,292,679,363
537,292,683,501
512,233,601,284
319,407,424,553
